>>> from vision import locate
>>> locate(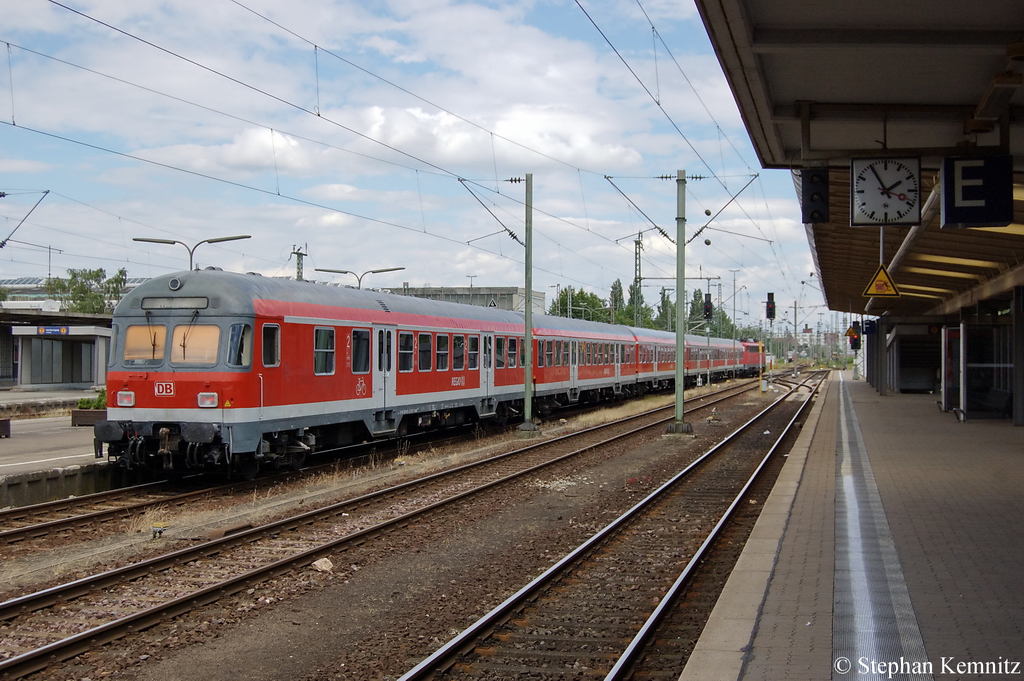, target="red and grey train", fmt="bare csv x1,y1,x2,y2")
94,270,764,477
